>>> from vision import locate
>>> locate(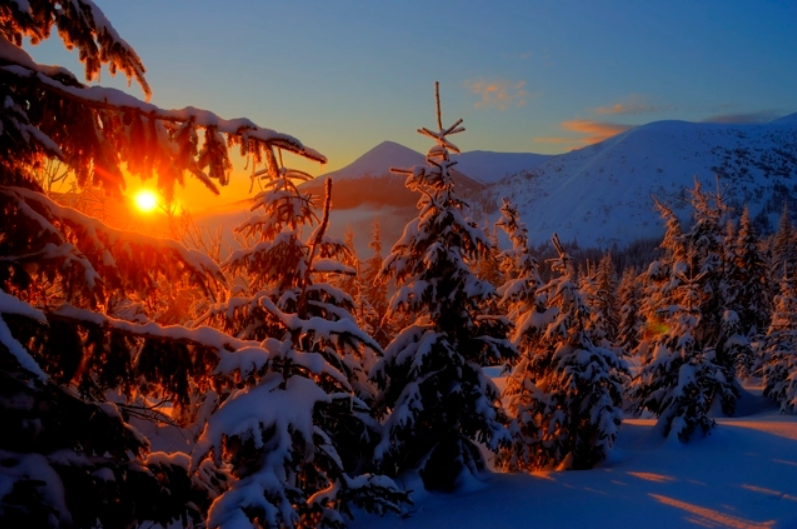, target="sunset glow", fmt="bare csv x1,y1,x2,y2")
134,189,159,213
